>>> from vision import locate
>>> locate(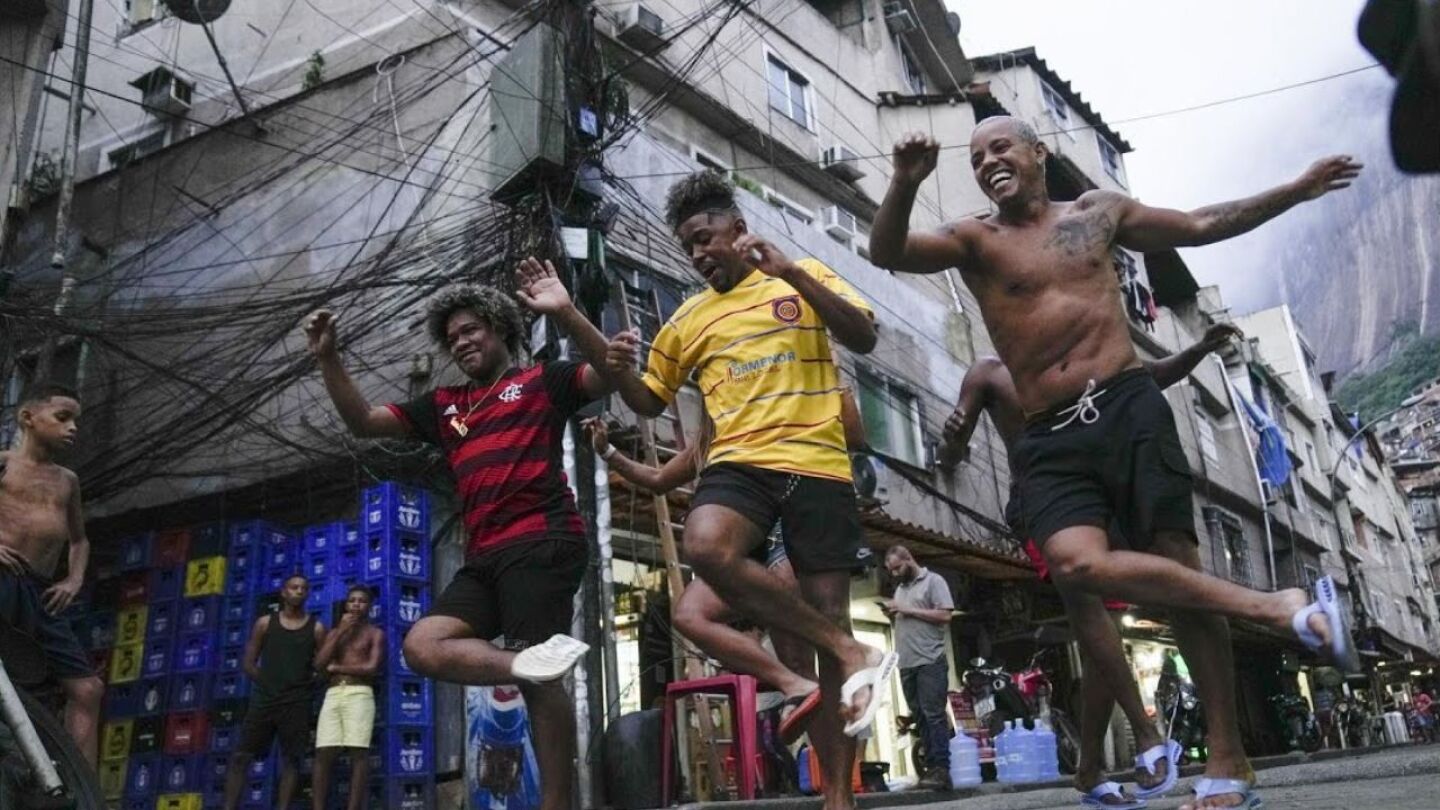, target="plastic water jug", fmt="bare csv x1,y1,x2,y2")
995,721,1016,783
1012,721,1036,783
949,730,982,788
1033,719,1060,781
